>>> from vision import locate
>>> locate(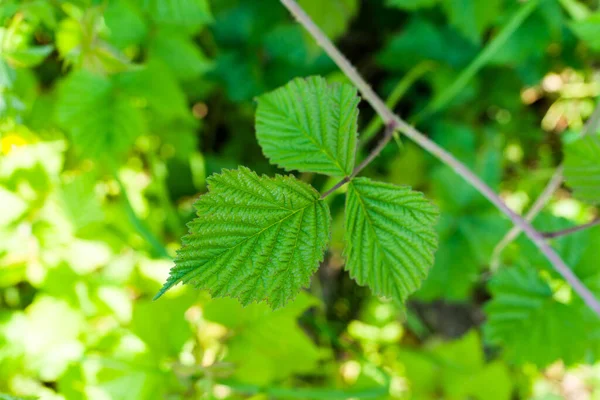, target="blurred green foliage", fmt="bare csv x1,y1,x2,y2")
1,0,600,399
